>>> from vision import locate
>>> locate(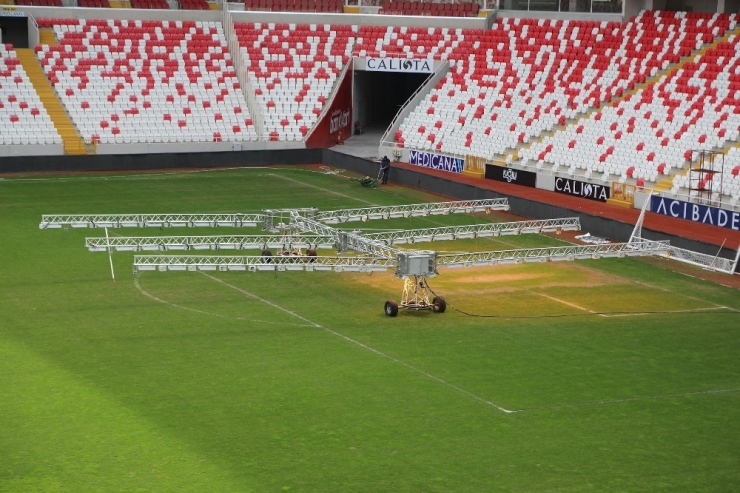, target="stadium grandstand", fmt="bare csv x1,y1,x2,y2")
1,0,740,232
